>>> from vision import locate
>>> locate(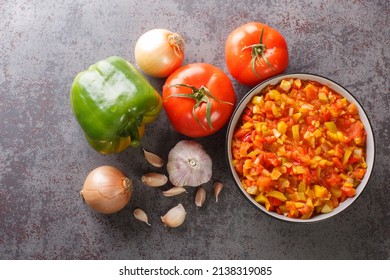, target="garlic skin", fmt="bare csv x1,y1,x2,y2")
195,186,206,207
167,140,212,187
161,204,186,228
133,208,151,226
